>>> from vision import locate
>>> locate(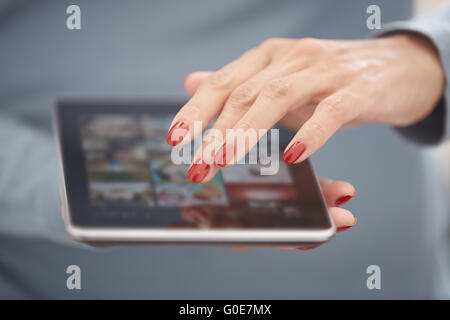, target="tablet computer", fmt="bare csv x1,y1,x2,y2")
54,97,335,246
